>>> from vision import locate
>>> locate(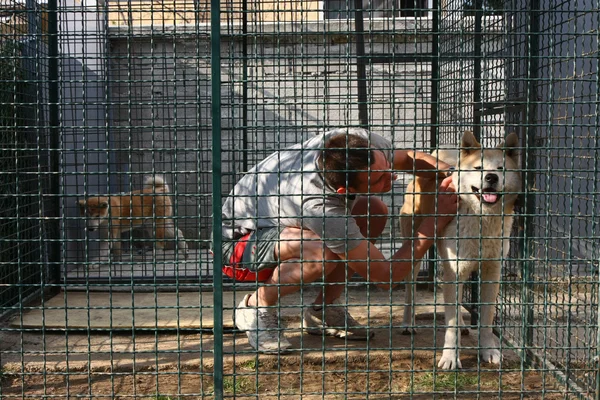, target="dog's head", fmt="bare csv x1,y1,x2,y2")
453,131,521,211
77,197,110,232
